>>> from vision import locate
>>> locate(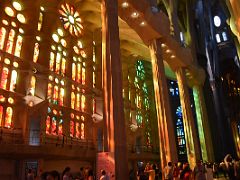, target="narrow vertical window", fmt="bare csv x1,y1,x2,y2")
72,63,76,81
81,94,85,112
0,106,3,126
71,92,75,109
6,29,15,54
49,52,55,71
82,66,85,85
33,43,40,62
77,63,81,83
10,70,18,91
55,53,61,74
51,117,57,135
38,12,43,31
0,27,6,50
0,67,9,90
29,76,36,96
46,116,51,134
47,83,52,98
59,88,64,106
59,119,63,135
81,123,84,139
76,122,80,138
53,86,59,104
5,107,13,128
61,58,66,75
14,35,23,57
76,93,80,111
70,120,74,137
